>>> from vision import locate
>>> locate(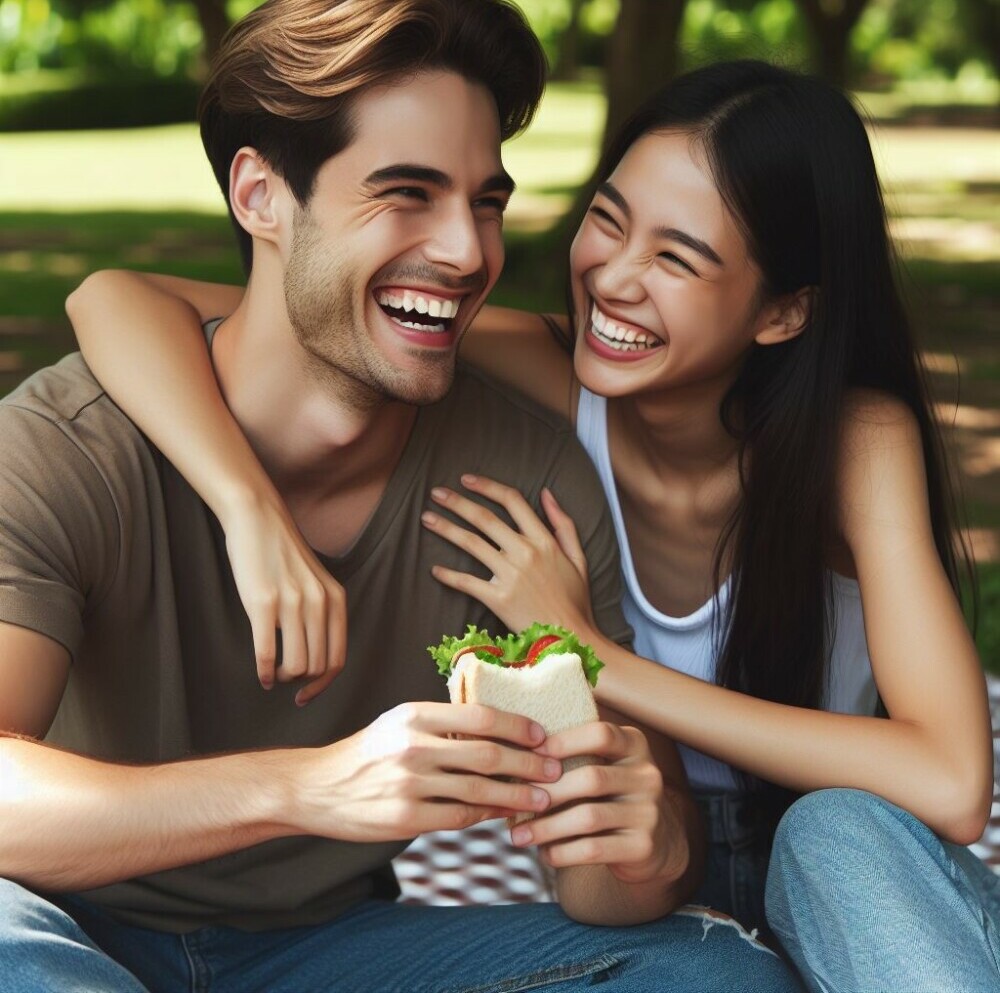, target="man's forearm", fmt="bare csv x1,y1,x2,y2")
0,736,299,891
